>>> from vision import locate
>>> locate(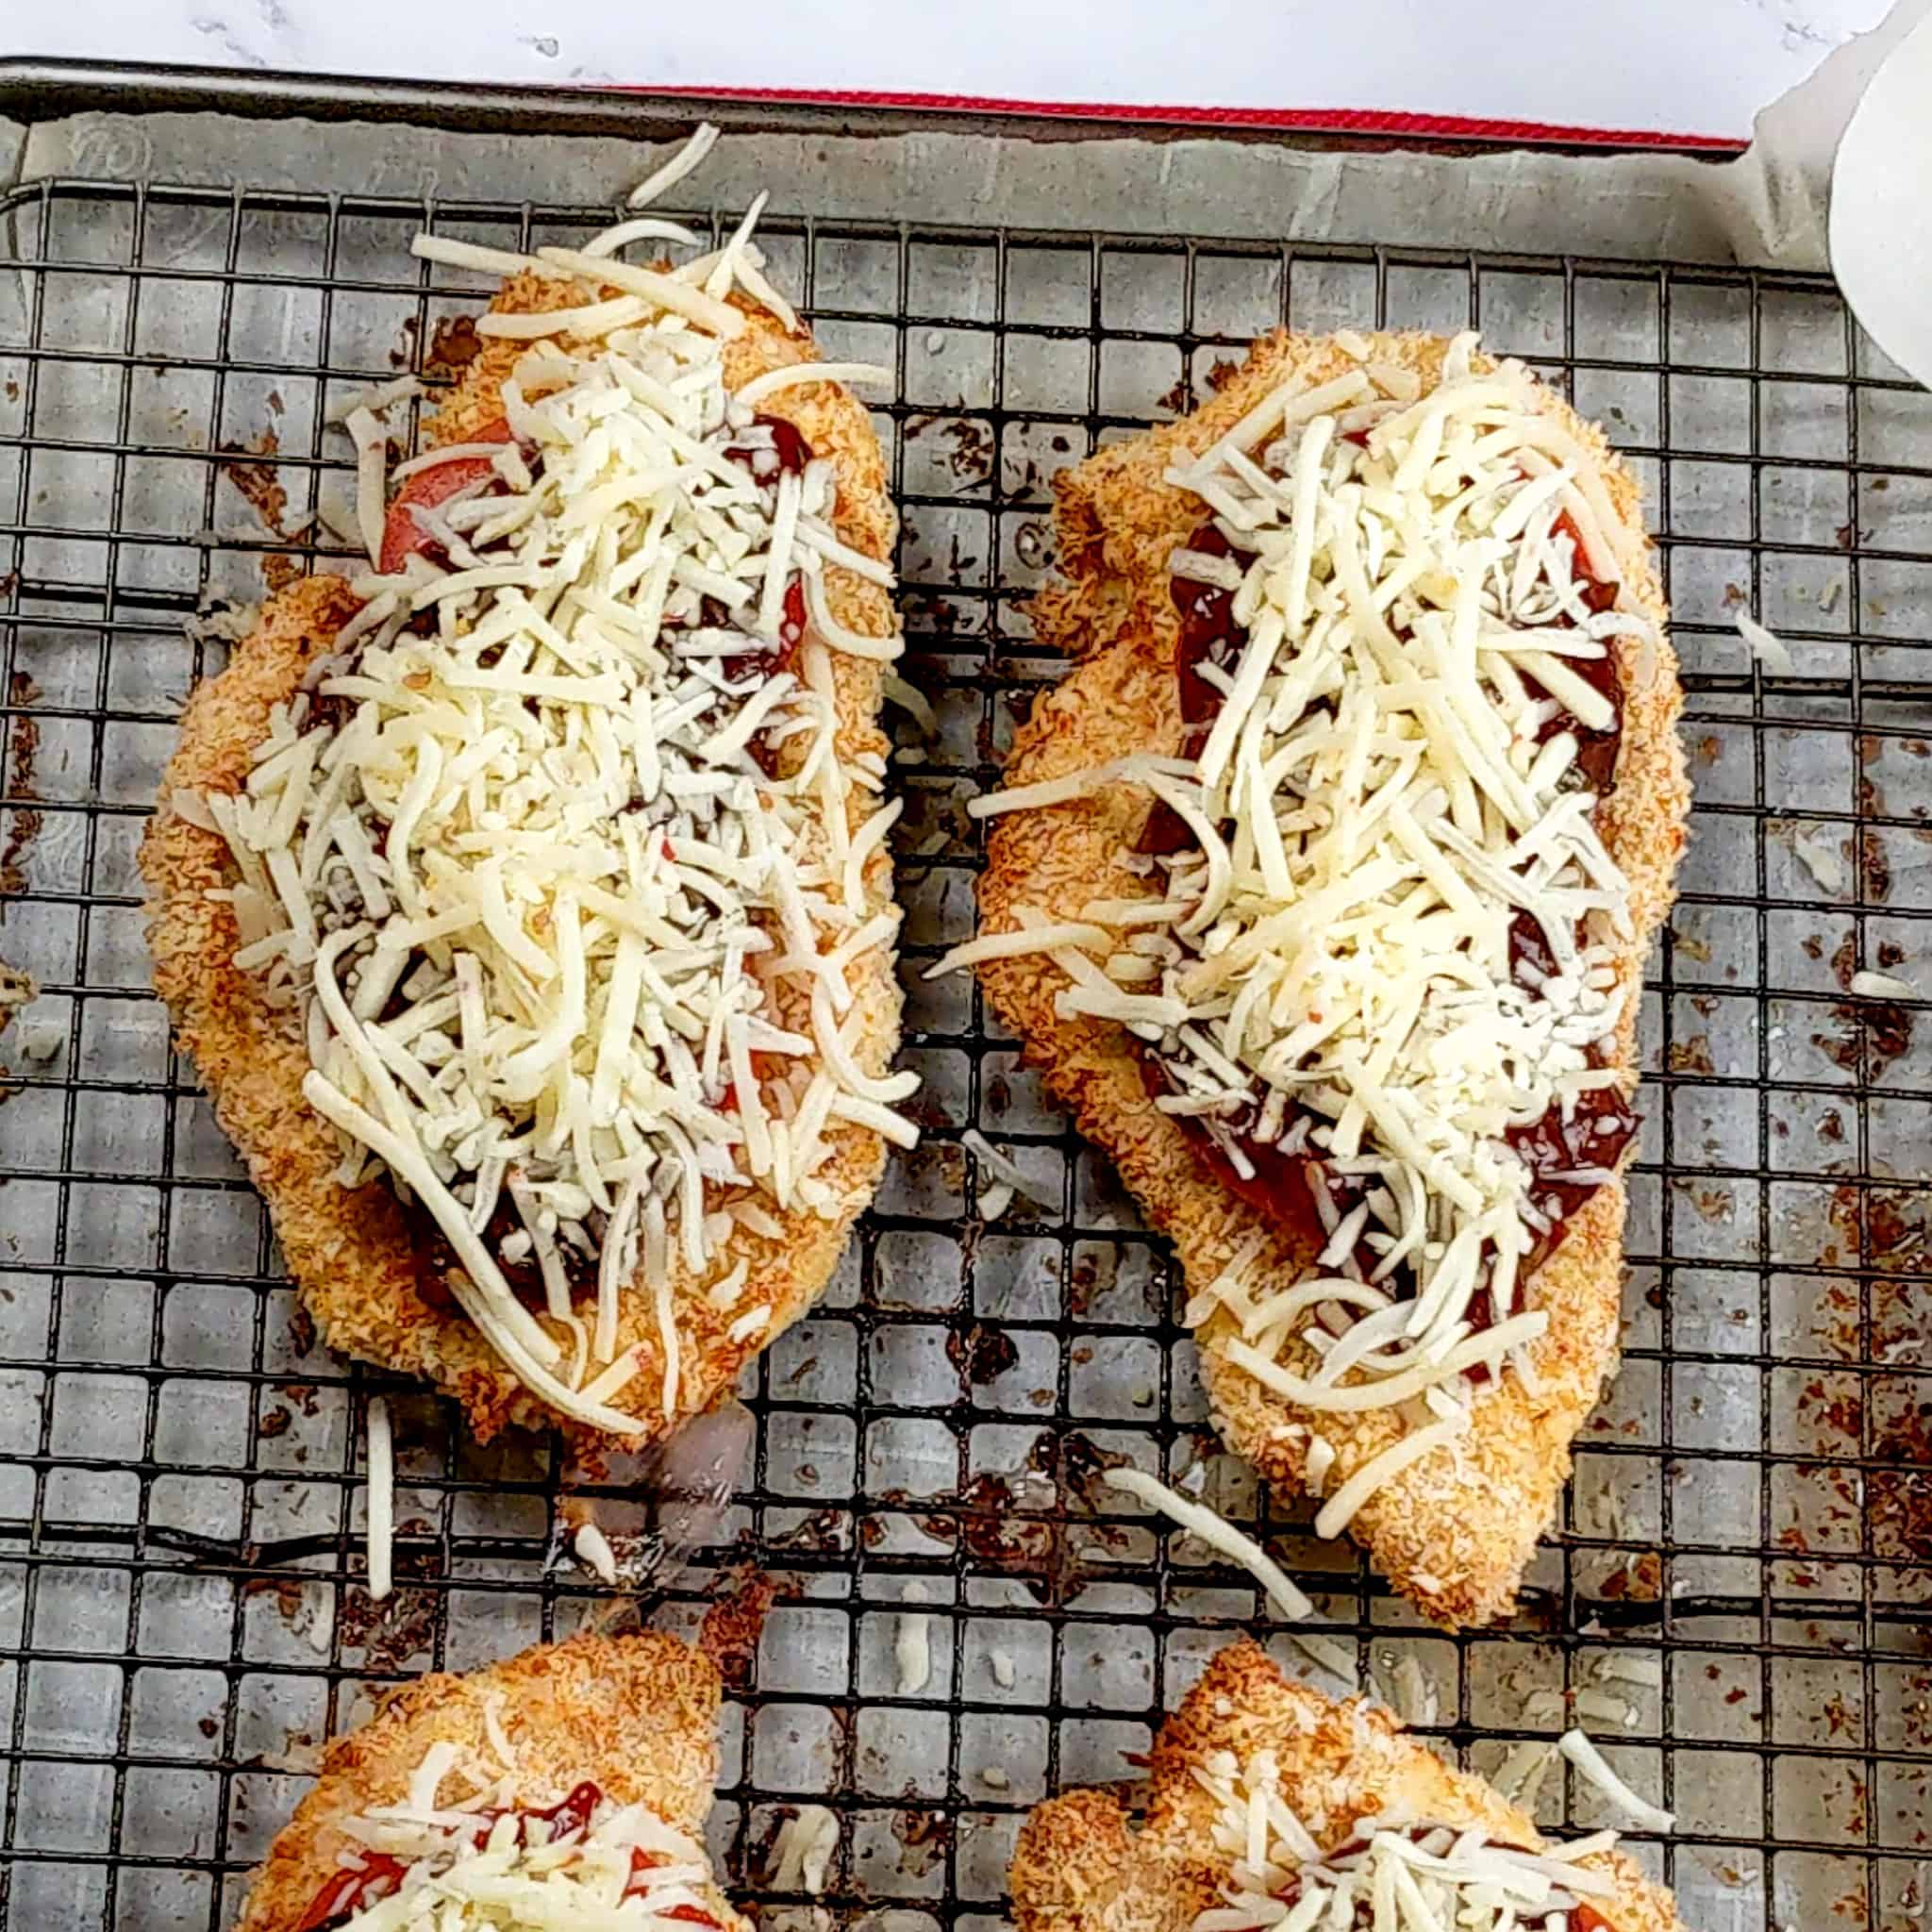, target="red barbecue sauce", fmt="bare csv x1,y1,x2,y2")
328,409,816,1318
297,1783,729,1930
1145,511,1638,1292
